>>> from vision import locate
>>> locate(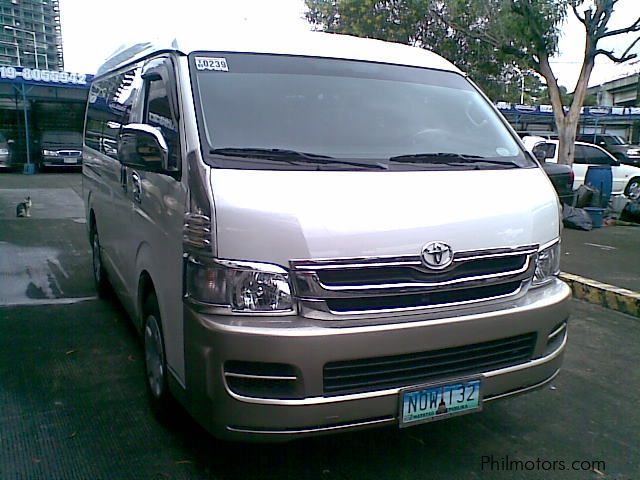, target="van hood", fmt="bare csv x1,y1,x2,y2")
210,168,560,266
